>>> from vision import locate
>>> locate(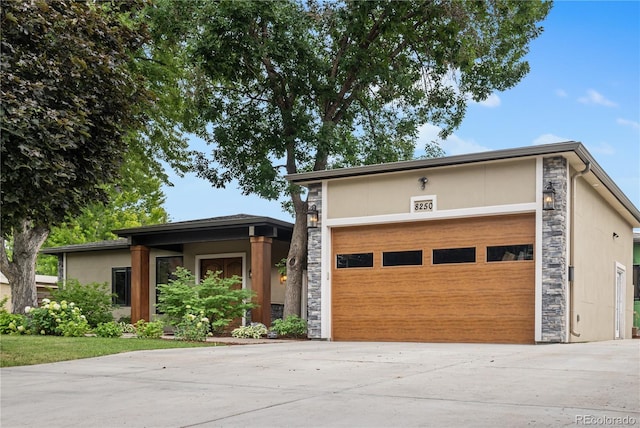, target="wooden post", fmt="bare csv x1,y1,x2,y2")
250,236,272,327
130,245,150,323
